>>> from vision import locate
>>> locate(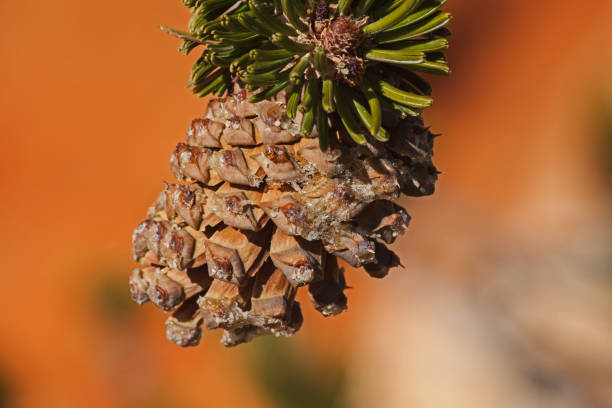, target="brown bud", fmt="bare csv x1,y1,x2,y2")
148,270,185,311
363,243,401,278
260,194,305,236
326,232,376,267
235,98,258,117
220,326,262,347
297,141,342,176
129,268,151,304
222,118,256,146
401,162,437,197
220,301,303,347
206,226,269,284
210,192,260,231
186,118,223,148
214,148,260,187
251,265,295,319
308,255,347,316
363,158,401,197
163,183,205,229
143,220,167,258
255,145,302,182
133,219,197,269
204,240,244,283
254,118,299,145
199,279,250,330
137,250,161,267
389,117,434,160
270,229,322,287
206,98,225,121
165,298,203,347
355,200,410,244
270,301,303,337
256,101,283,125
169,143,213,184
132,220,153,261
158,222,195,270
